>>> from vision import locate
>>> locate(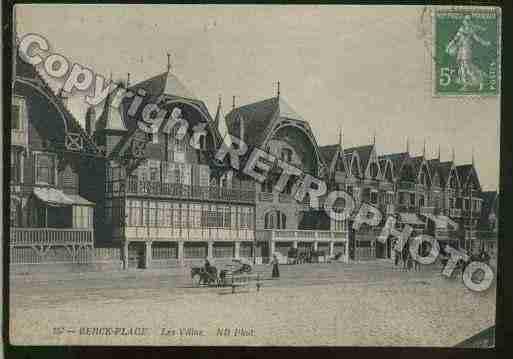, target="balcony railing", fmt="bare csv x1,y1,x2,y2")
256,229,348,242
10,227,94,246
419,206,436,215
126,179,255,203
